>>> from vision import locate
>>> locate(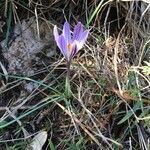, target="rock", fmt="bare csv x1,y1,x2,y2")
1,17,56,76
